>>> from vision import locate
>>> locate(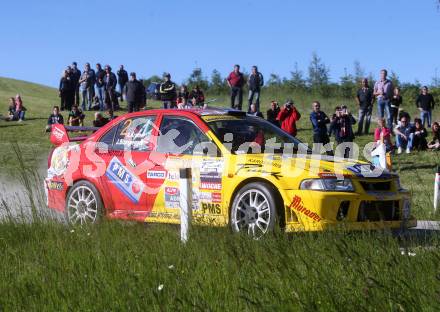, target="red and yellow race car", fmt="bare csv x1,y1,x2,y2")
45,108,415,237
